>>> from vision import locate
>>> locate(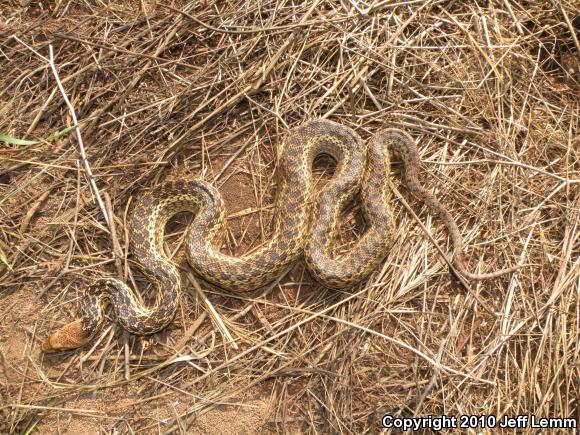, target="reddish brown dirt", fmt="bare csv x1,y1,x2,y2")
2,2,578,434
